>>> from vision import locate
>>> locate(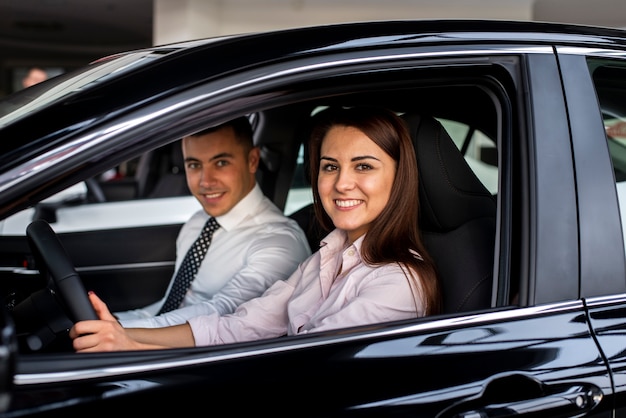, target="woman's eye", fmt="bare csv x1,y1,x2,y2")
356,163,372,171
322,163,337,172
